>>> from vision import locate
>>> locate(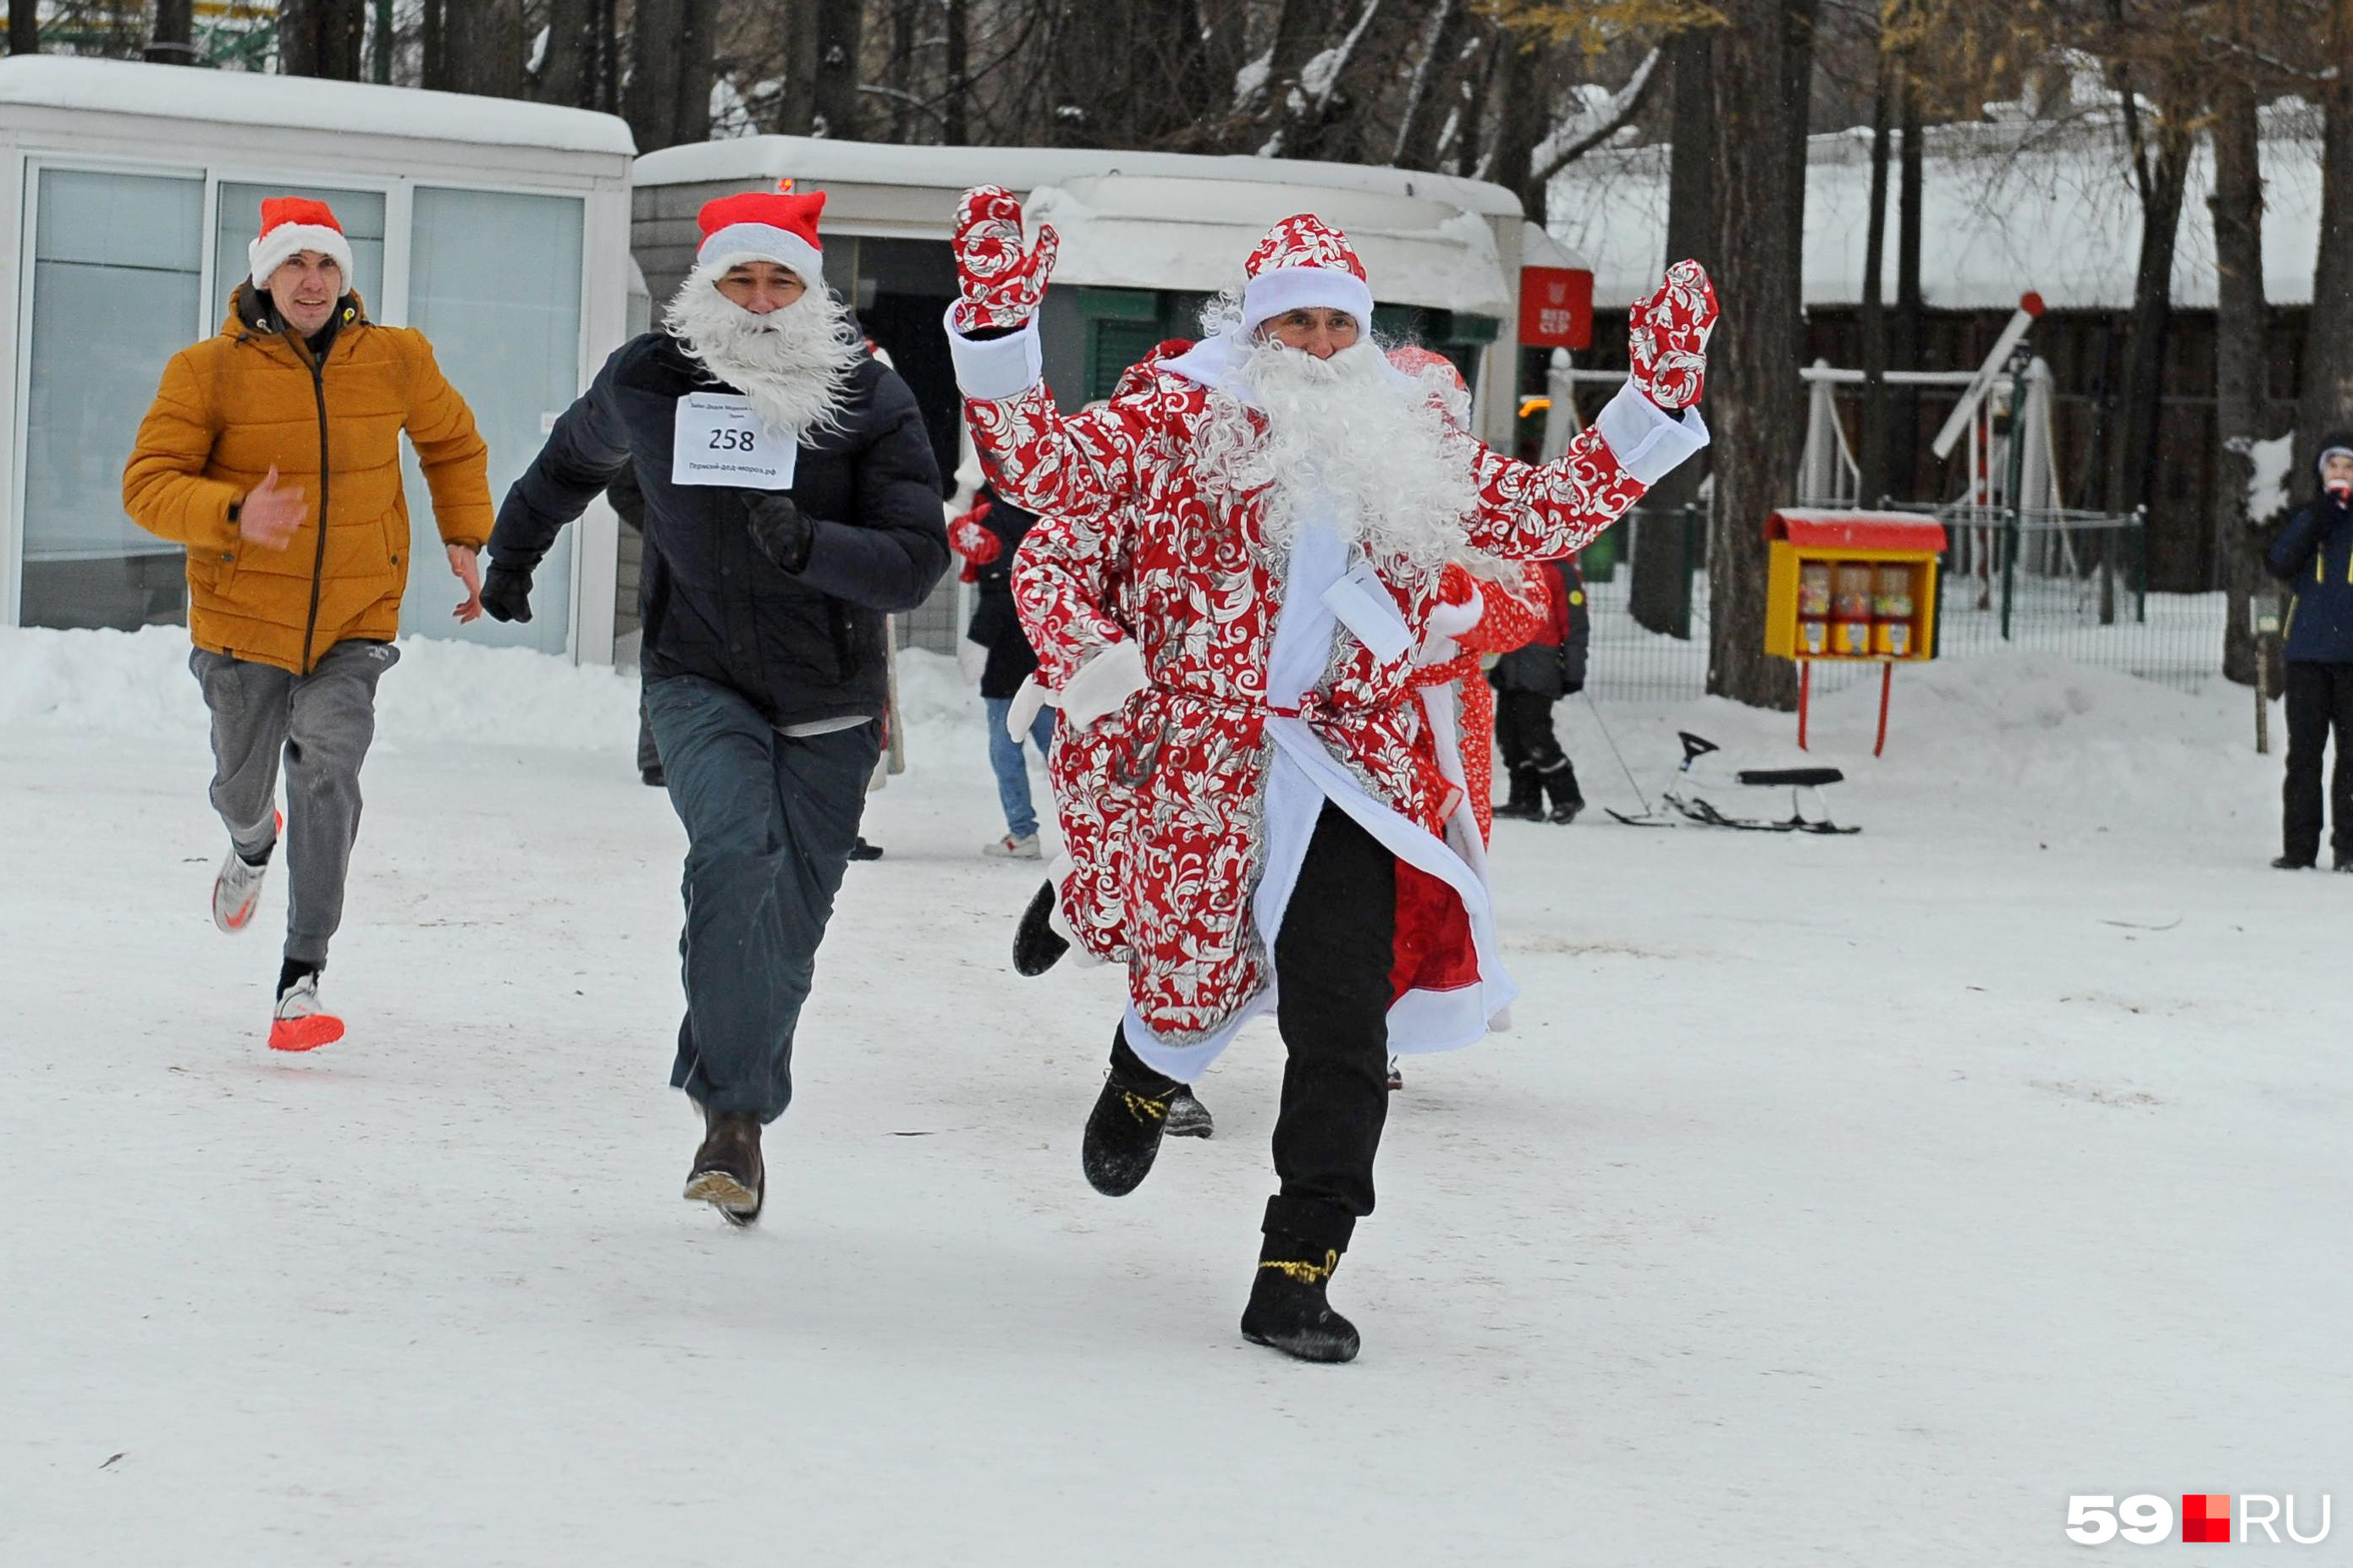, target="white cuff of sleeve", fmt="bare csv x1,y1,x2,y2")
1061,640,1147,729
1425,589,1482,640
1594,380,1710,487
943,303,1045,400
